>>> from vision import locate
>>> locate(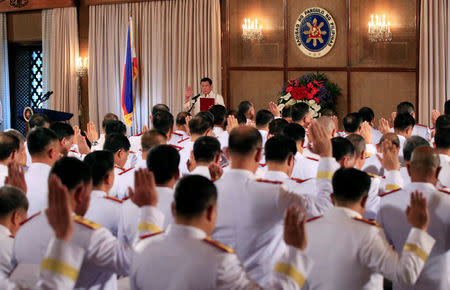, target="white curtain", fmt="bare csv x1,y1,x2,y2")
88,0,221,133
42,7,79,125
418,0,450,125
42,9,53,109
0,13,10,130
